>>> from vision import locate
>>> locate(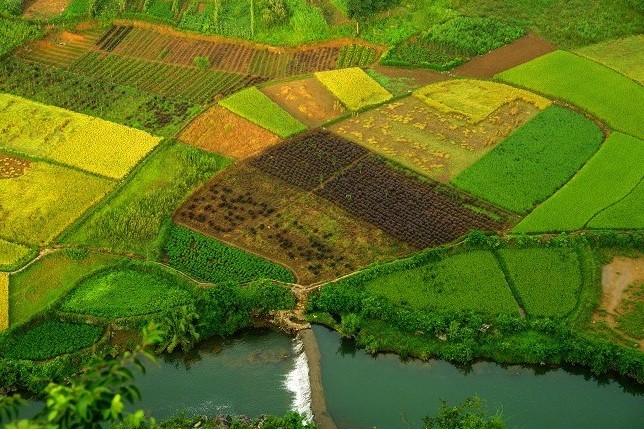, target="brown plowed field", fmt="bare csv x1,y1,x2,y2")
180,106,282,159
451,33,555,78
174,164,410,284
261,78,346,128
